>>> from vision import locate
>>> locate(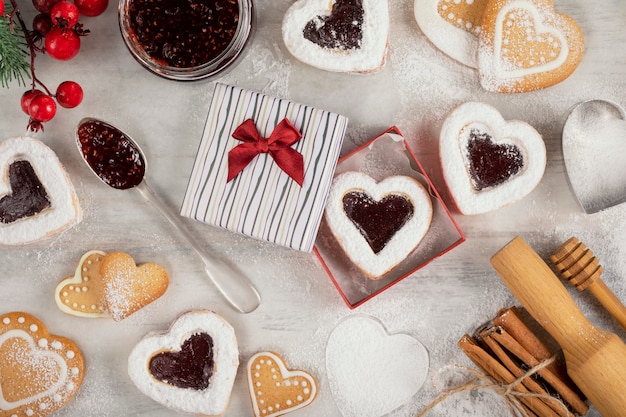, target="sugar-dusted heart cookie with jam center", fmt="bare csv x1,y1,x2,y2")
0,312,84,417
282,0,389,73
0,137,81,245
128,310,239,416
440,101,546,214
478,0,584,93
414,0,490,68
325,171,432,278
99,252,168,321
54,250,110,318
247,351,317,417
